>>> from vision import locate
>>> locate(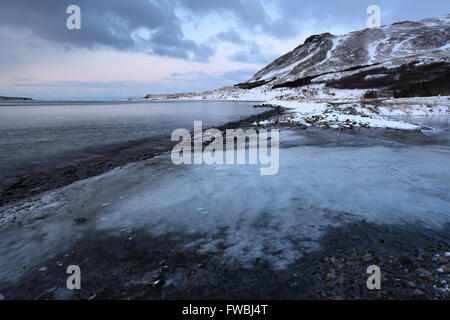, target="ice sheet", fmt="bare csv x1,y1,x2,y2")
1,126,450,282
